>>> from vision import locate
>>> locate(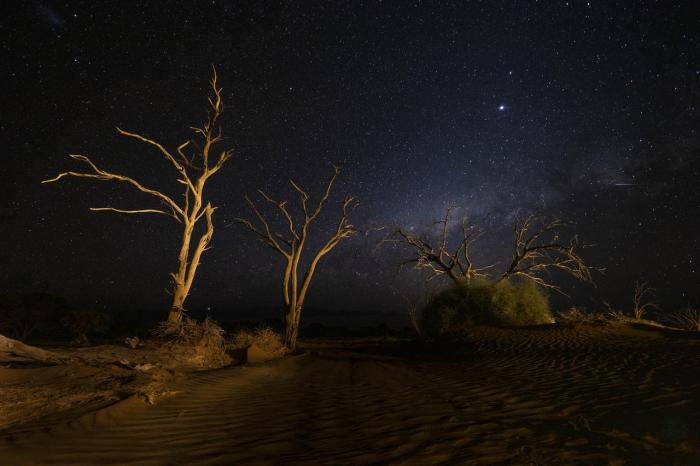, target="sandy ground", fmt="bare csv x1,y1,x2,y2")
0,343,186,433
1,322,699,465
